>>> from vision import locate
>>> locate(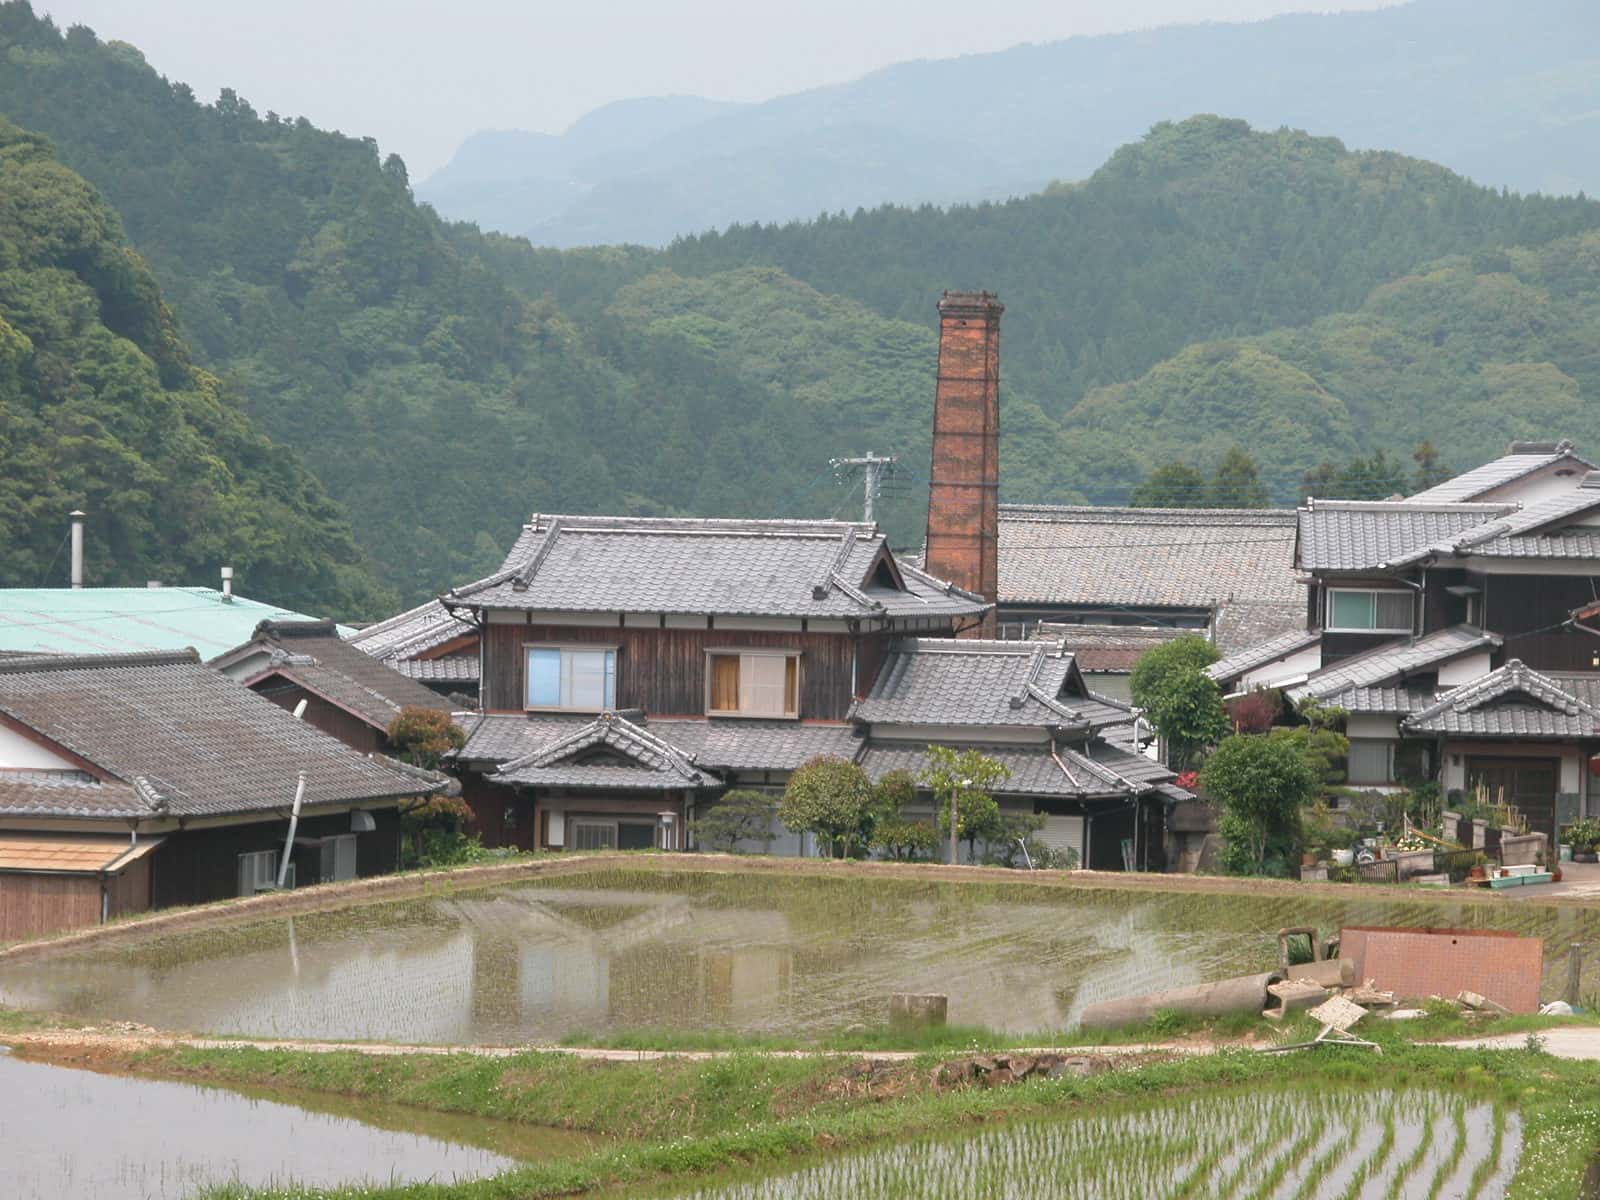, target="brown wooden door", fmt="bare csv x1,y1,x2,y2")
1467,758,1559,841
